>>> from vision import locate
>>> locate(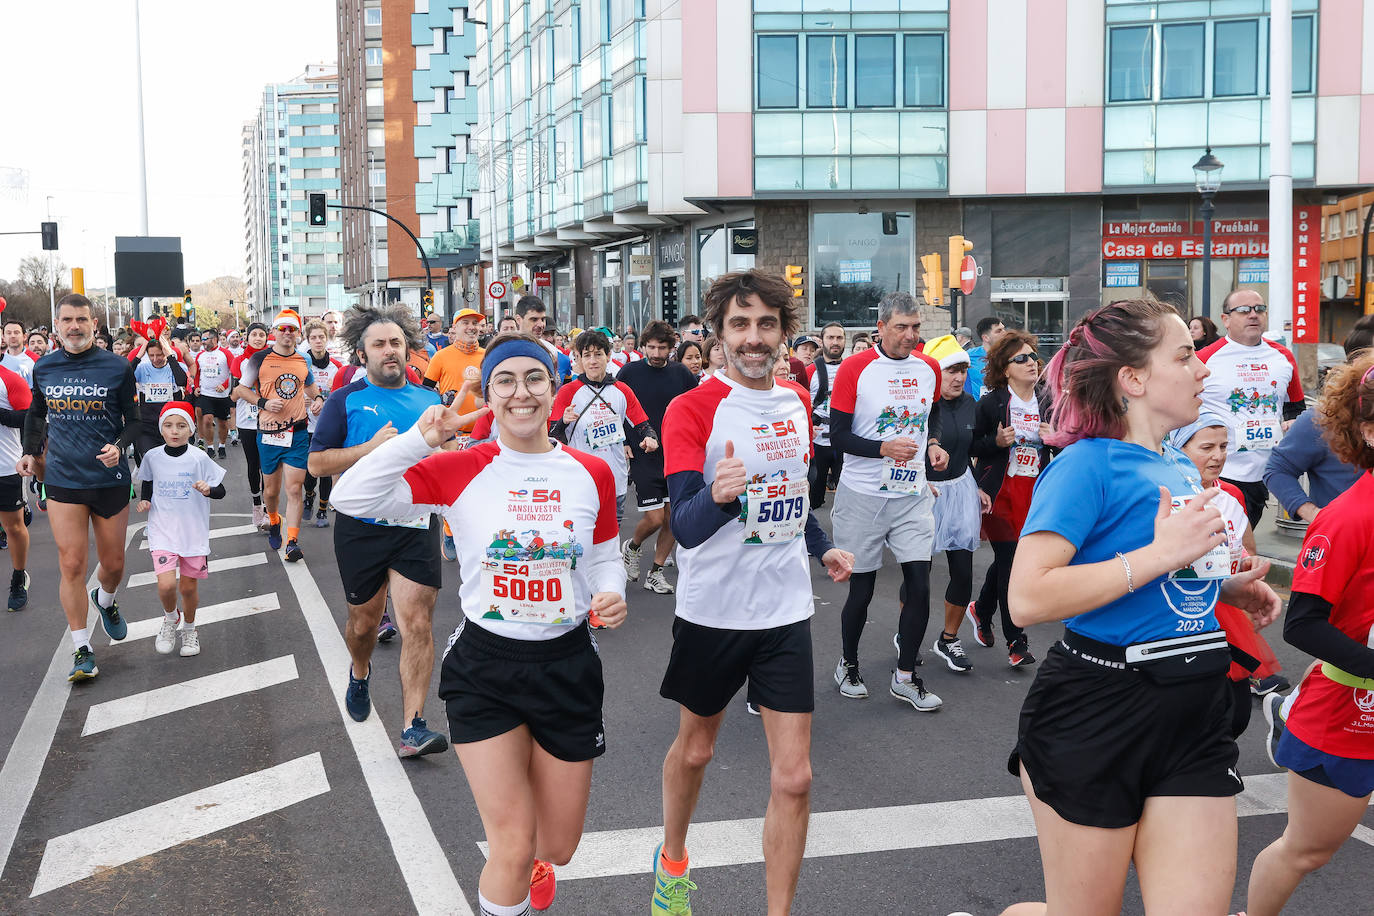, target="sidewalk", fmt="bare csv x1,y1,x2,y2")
1253,500,1306,591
